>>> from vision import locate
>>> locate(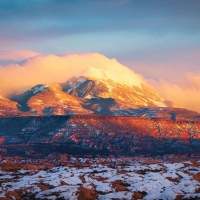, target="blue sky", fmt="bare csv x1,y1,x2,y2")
0,0,200,79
